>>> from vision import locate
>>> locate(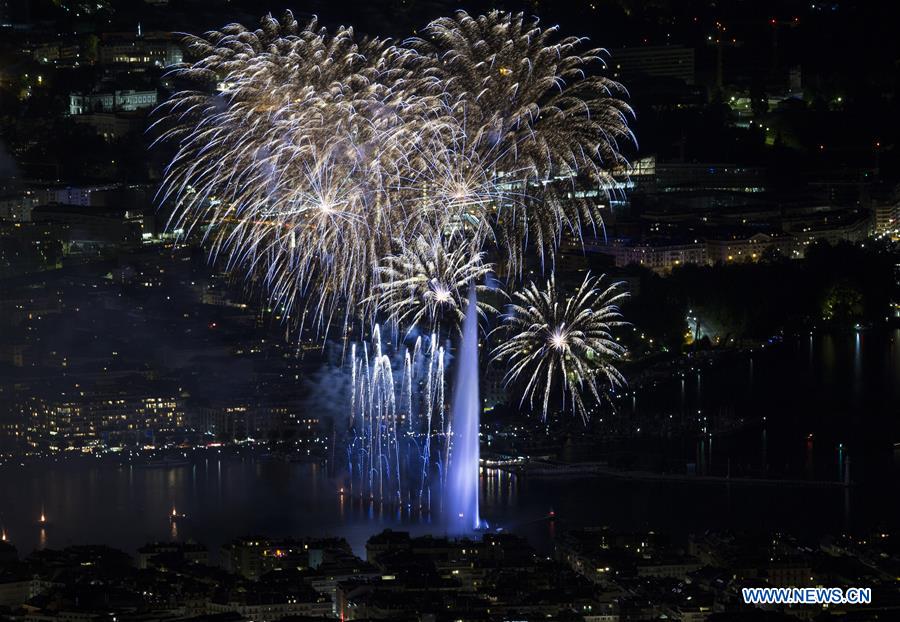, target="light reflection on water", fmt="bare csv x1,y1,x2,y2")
0,453,895,558
0,332,897,557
